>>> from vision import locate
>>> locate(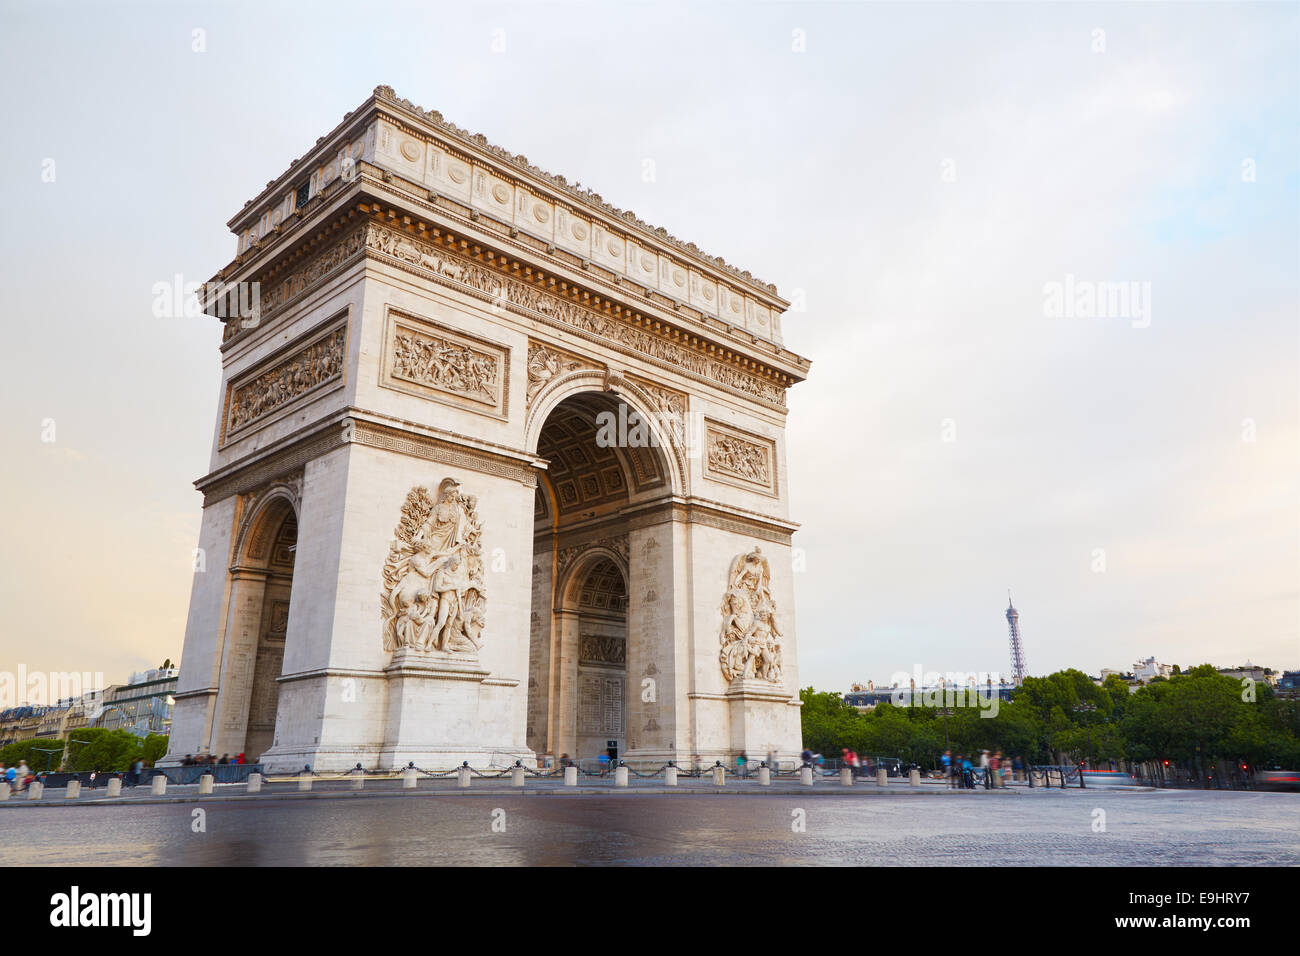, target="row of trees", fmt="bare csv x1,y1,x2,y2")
0,729,169,773
801,665,1300,770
